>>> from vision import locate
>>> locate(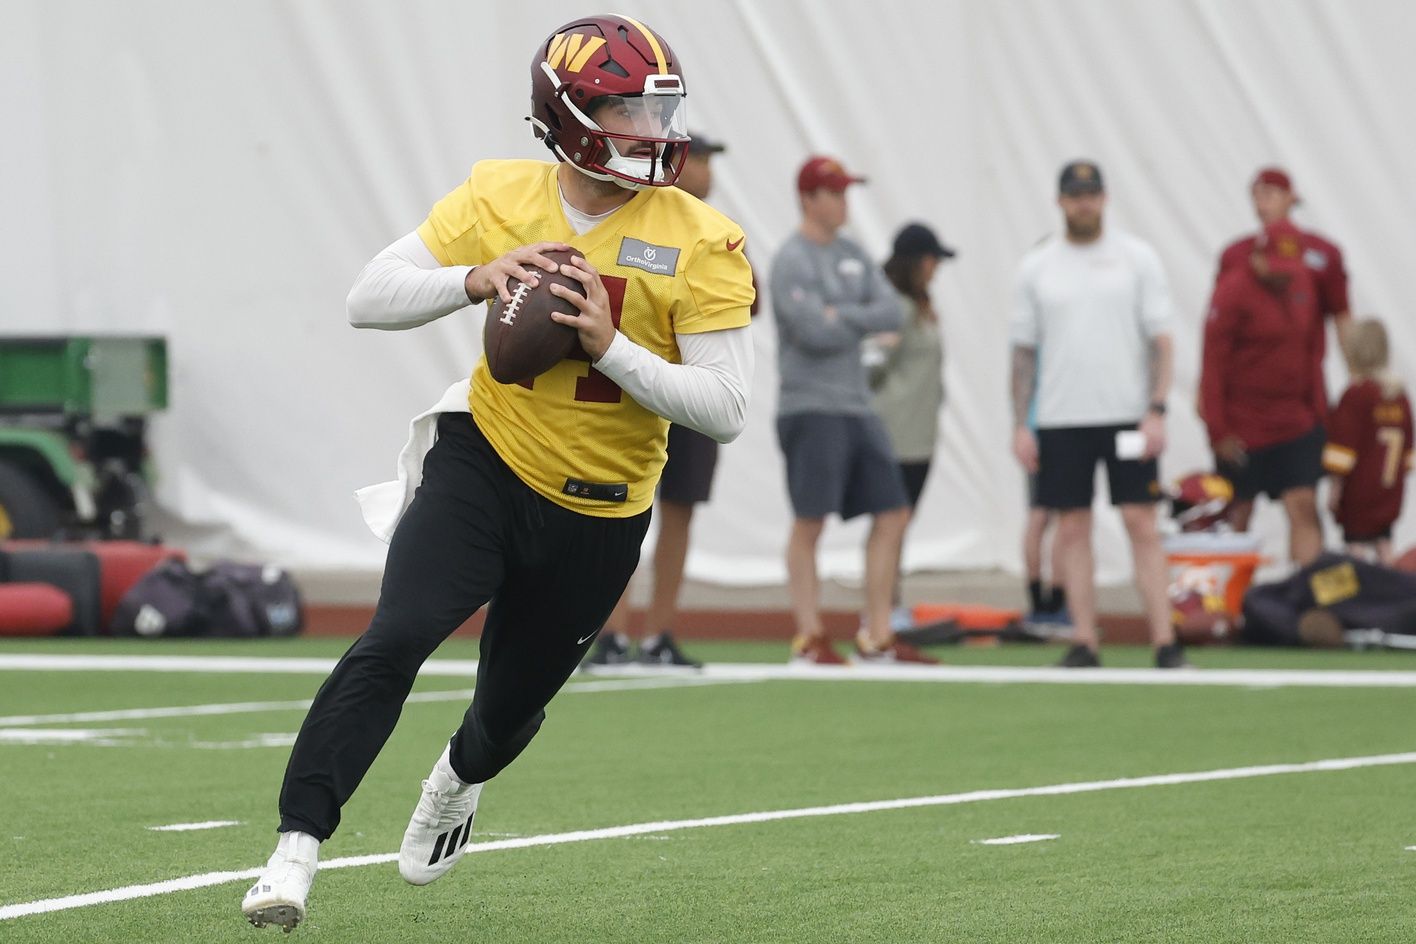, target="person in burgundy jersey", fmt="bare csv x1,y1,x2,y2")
1201,218,1326,565
1215,167,1351,535
1323,319,1414,564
